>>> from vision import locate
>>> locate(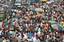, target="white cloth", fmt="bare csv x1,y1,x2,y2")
3,39,10,42
16,36,22,42
0,22,2,28
0,30,2,35
23,33,28,39
35,8,44,12
32,37,40,42
3,39,6,42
